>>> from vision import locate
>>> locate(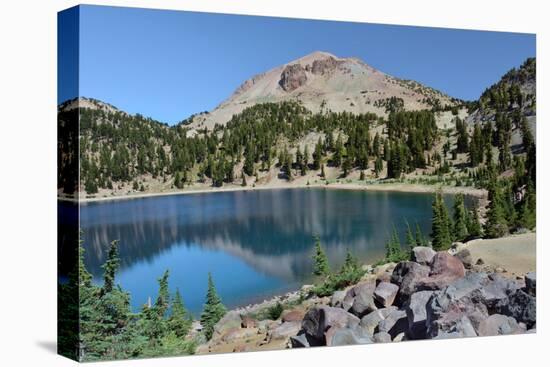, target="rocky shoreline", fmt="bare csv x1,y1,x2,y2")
198,243,536,354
